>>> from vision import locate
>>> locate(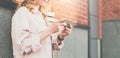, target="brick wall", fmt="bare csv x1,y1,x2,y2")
99,0,120,39
100,0,120,20
50,0,88,25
